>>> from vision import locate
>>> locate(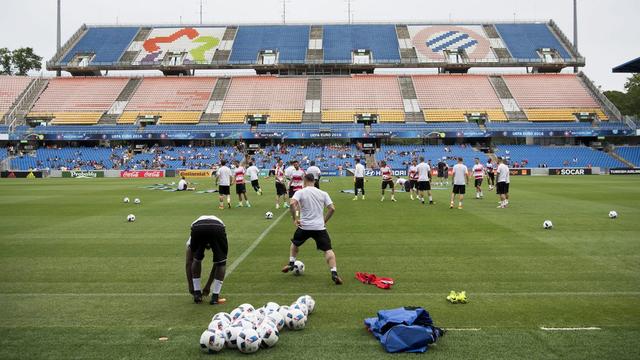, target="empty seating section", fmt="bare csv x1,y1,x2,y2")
486,122,592,132
502,75,607,121
495,23,571,59
323,25,401,63
371,122,481,132
122,77,217,124
494,145,624,168
0,76,32,117
321,76,404,122
30,78,128,124
412,75,506,122
614,146,640,167
61,27,140,64
229,25,309,64
220,77,307,123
